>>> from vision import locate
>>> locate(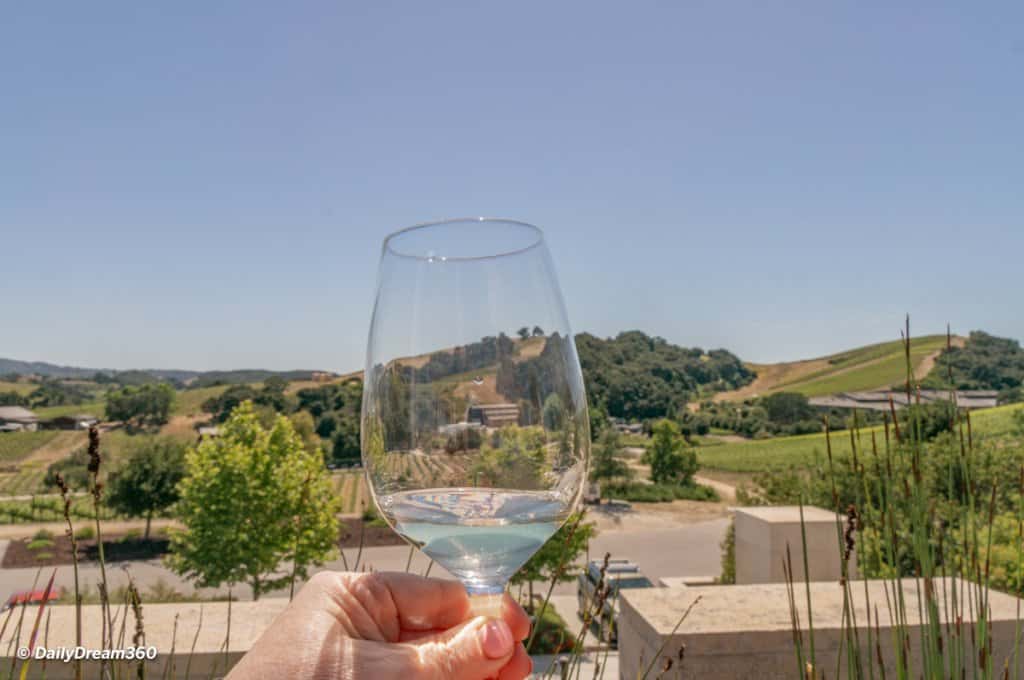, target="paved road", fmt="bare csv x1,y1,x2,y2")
0,518,730,601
